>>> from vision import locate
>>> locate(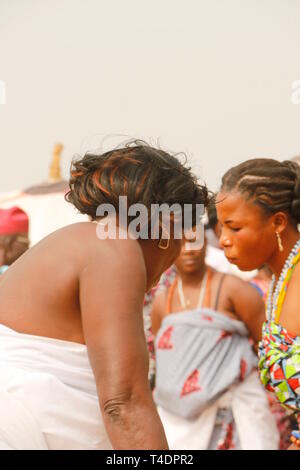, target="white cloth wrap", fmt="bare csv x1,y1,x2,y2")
0,324,112,450
158,370,280,450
